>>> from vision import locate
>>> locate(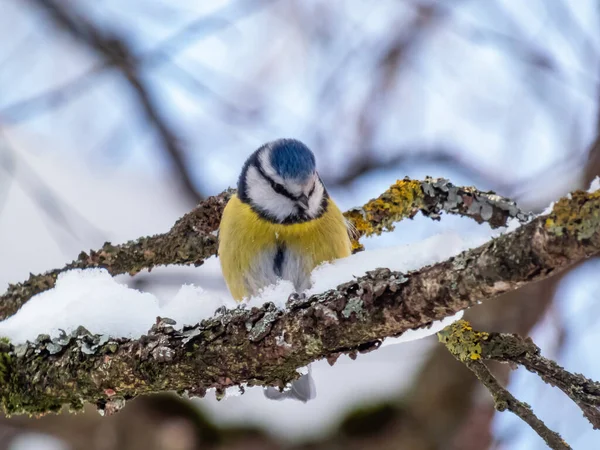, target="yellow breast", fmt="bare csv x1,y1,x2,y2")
218,194,351,300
